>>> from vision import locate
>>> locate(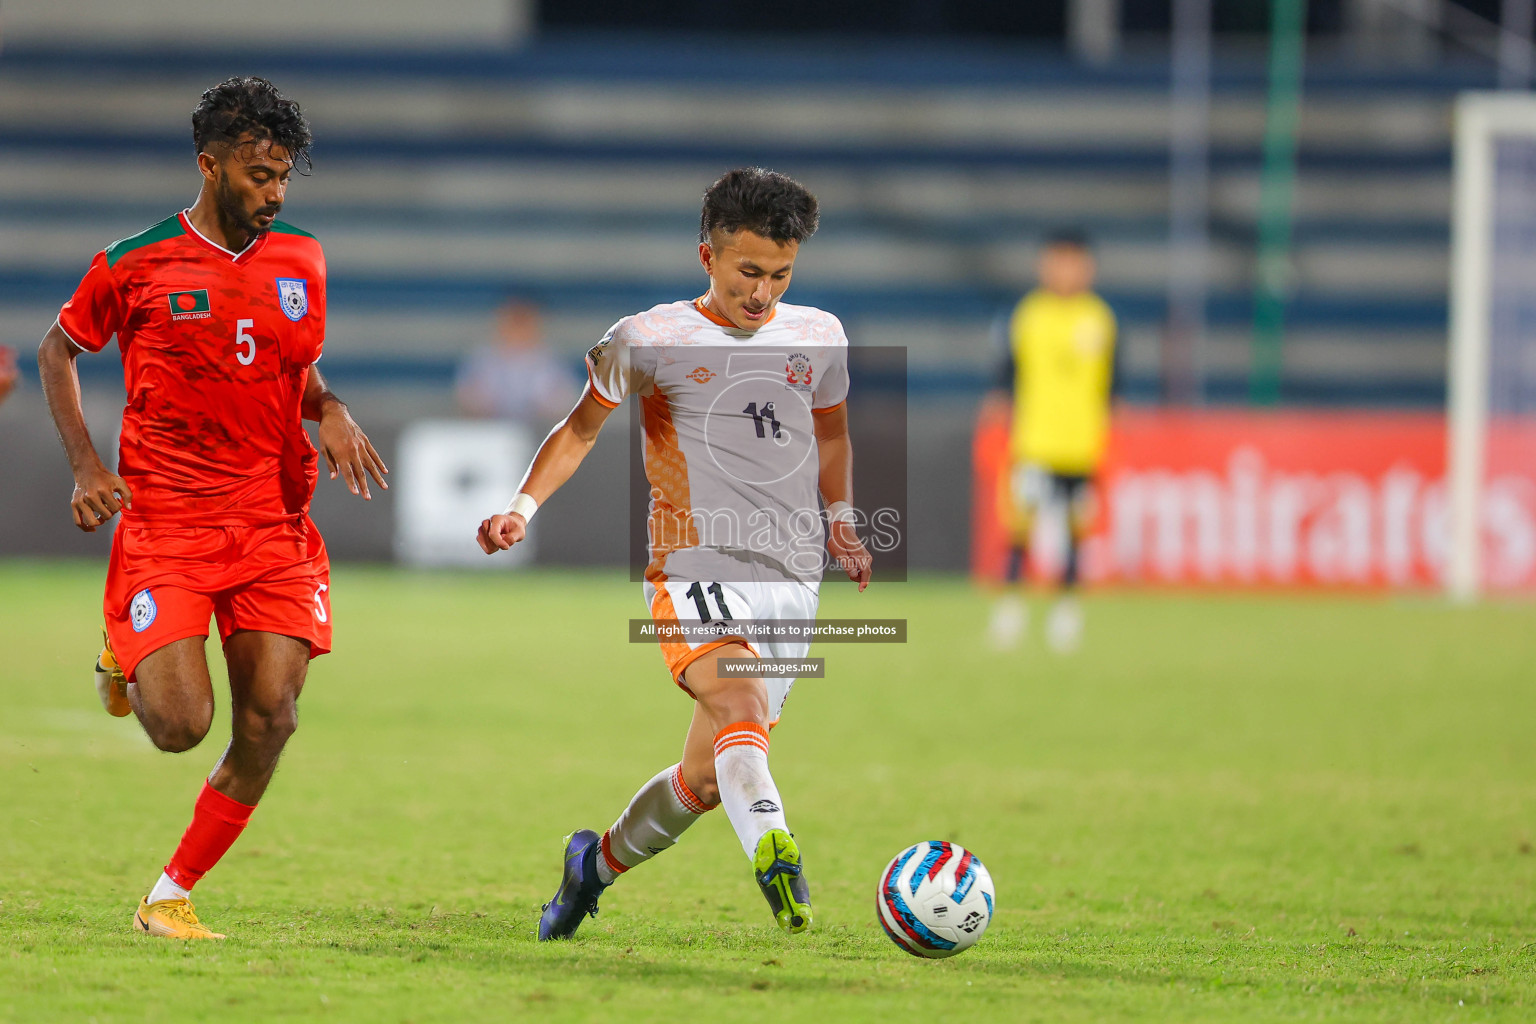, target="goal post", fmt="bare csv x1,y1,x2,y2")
1446,92,1536,603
